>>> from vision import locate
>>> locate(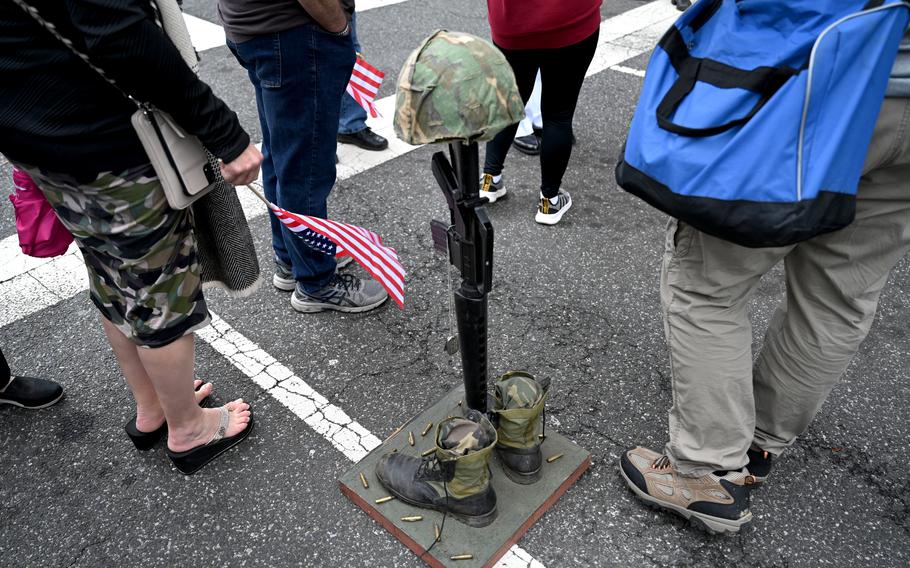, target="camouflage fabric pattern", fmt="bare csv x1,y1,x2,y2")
394,30,525,145
432,409,497,499
21,164,210,348
493,371,548,450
